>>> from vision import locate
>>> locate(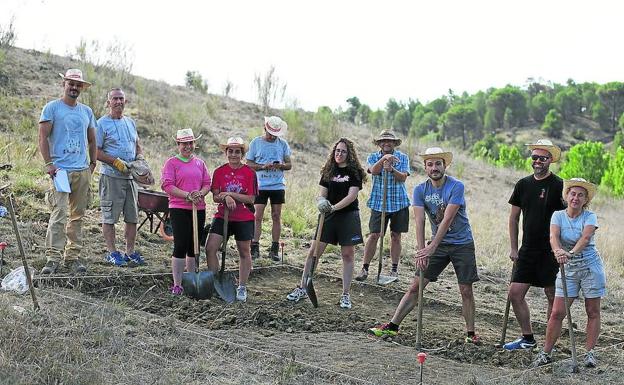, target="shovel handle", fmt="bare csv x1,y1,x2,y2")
560,263,578,369
377,170,388,282
220,208,229,275
416,268,425,349
309,213,326,277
